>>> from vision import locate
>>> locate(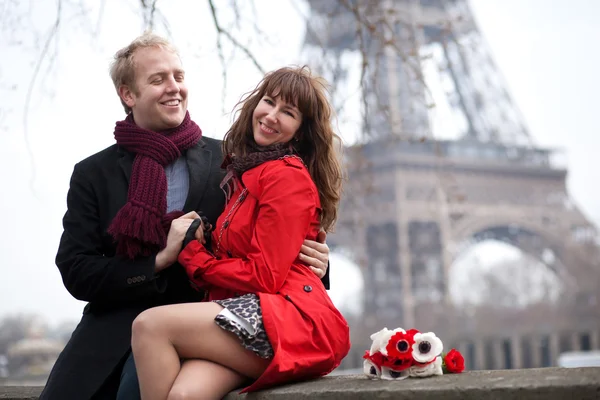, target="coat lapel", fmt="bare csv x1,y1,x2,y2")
117,146,134,183
183,139,212,212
